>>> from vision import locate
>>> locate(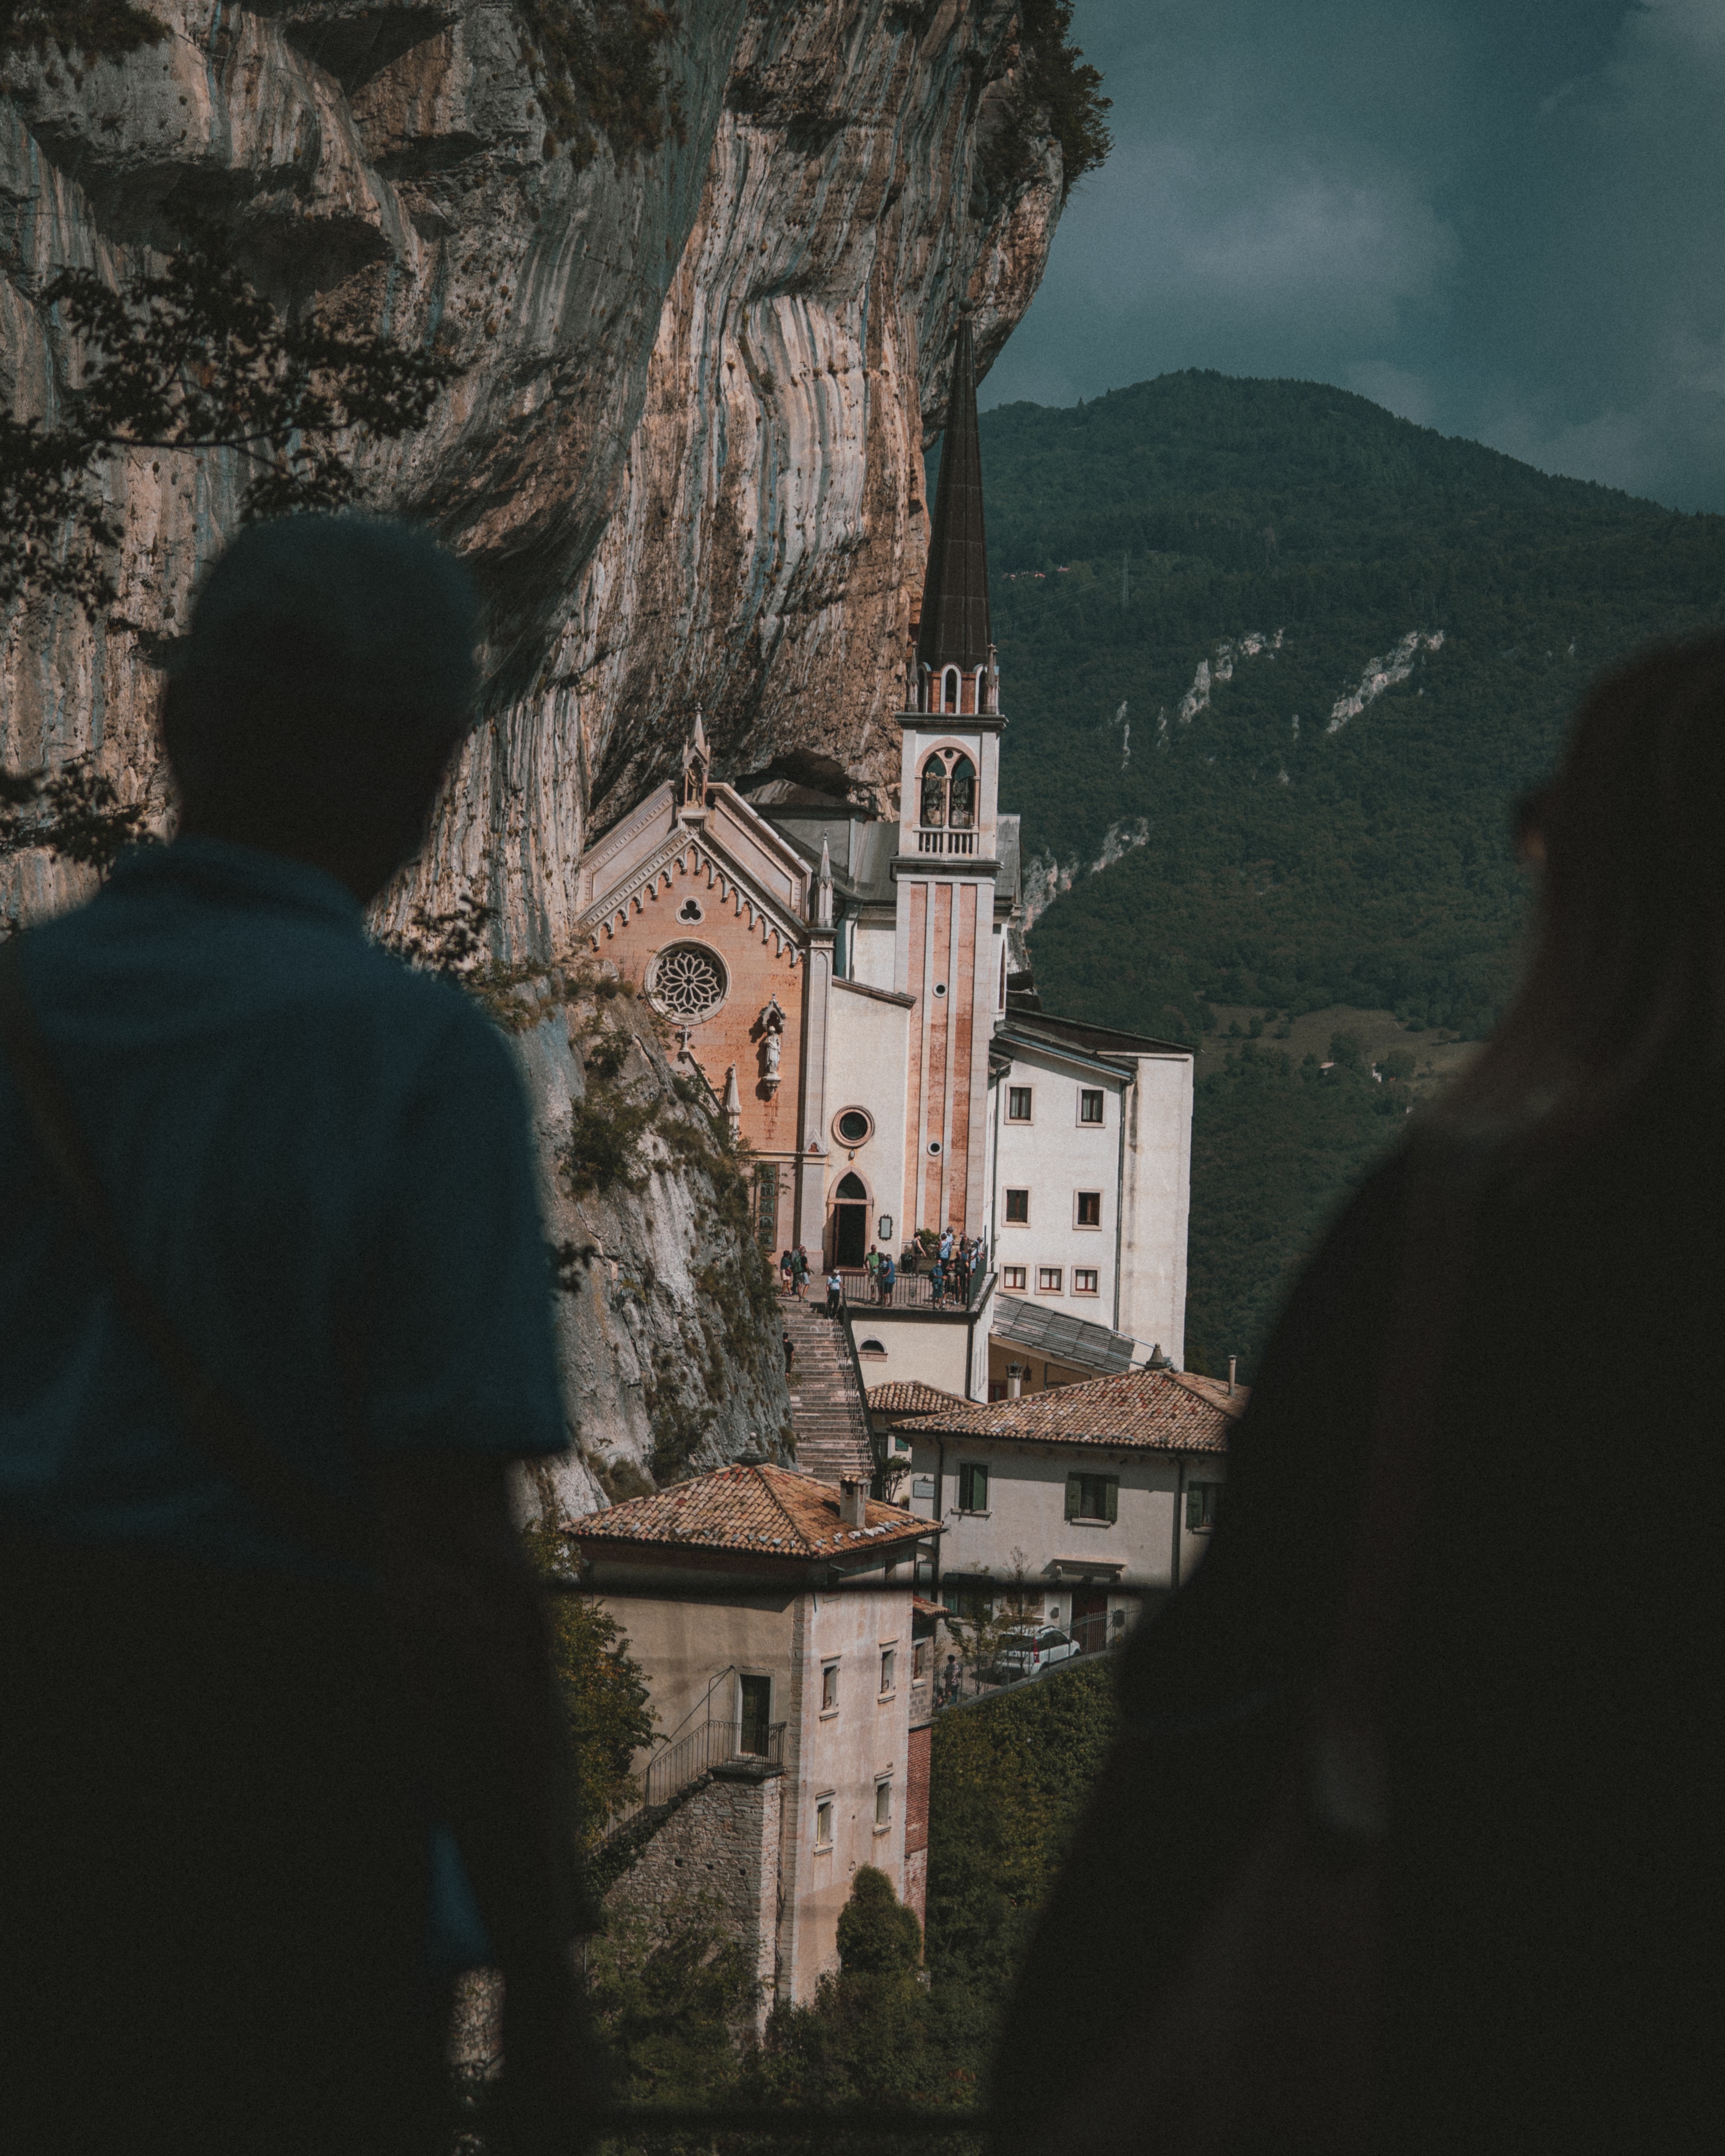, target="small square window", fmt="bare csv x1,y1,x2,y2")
1007,1086,1033,1121
879,1647,896,1694
1038,1266,1063,1294
1002,1264,1027,1290
1004,1188,1030,1224
1074,1267,1099,1295
893,1432,911,1453
815,1797,834,1848
1079,1089,1105,1124
875,1777,893,1830
958,1462,989,1511
1076,1191,1103,1228
821,1661,839,1713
